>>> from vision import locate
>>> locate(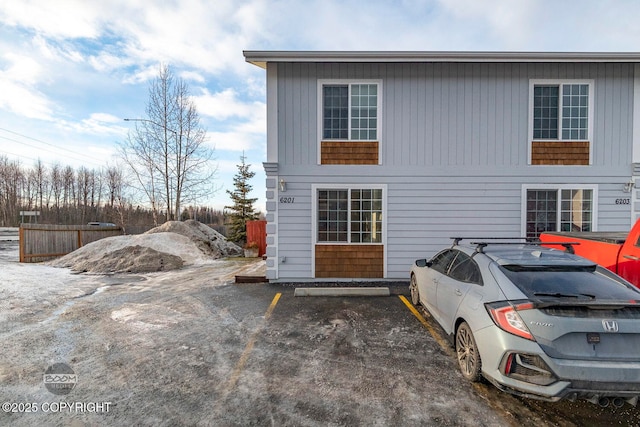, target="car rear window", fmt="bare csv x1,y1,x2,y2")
499,265,640,300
